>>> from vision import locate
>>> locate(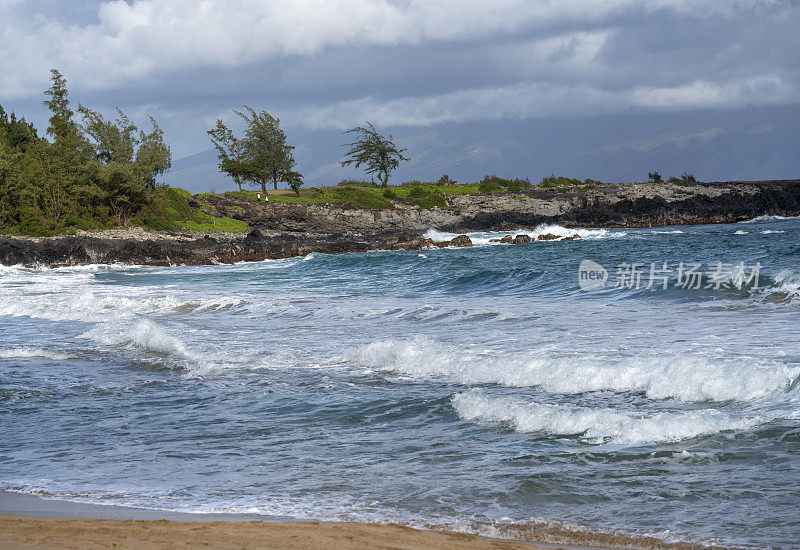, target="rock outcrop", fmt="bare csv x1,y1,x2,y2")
201,179,800,234
2,179,799,267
